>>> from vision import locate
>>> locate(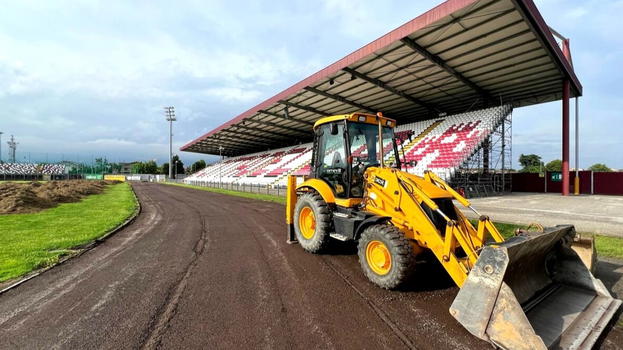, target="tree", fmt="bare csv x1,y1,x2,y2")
518,154,543,173
144,160,158,174
172,155,184,177
132,162,145,174
110,162,122,174
588,163,612,172
190,160,206,173
94,157,110,174
545,159,562,172
161,156,185,177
